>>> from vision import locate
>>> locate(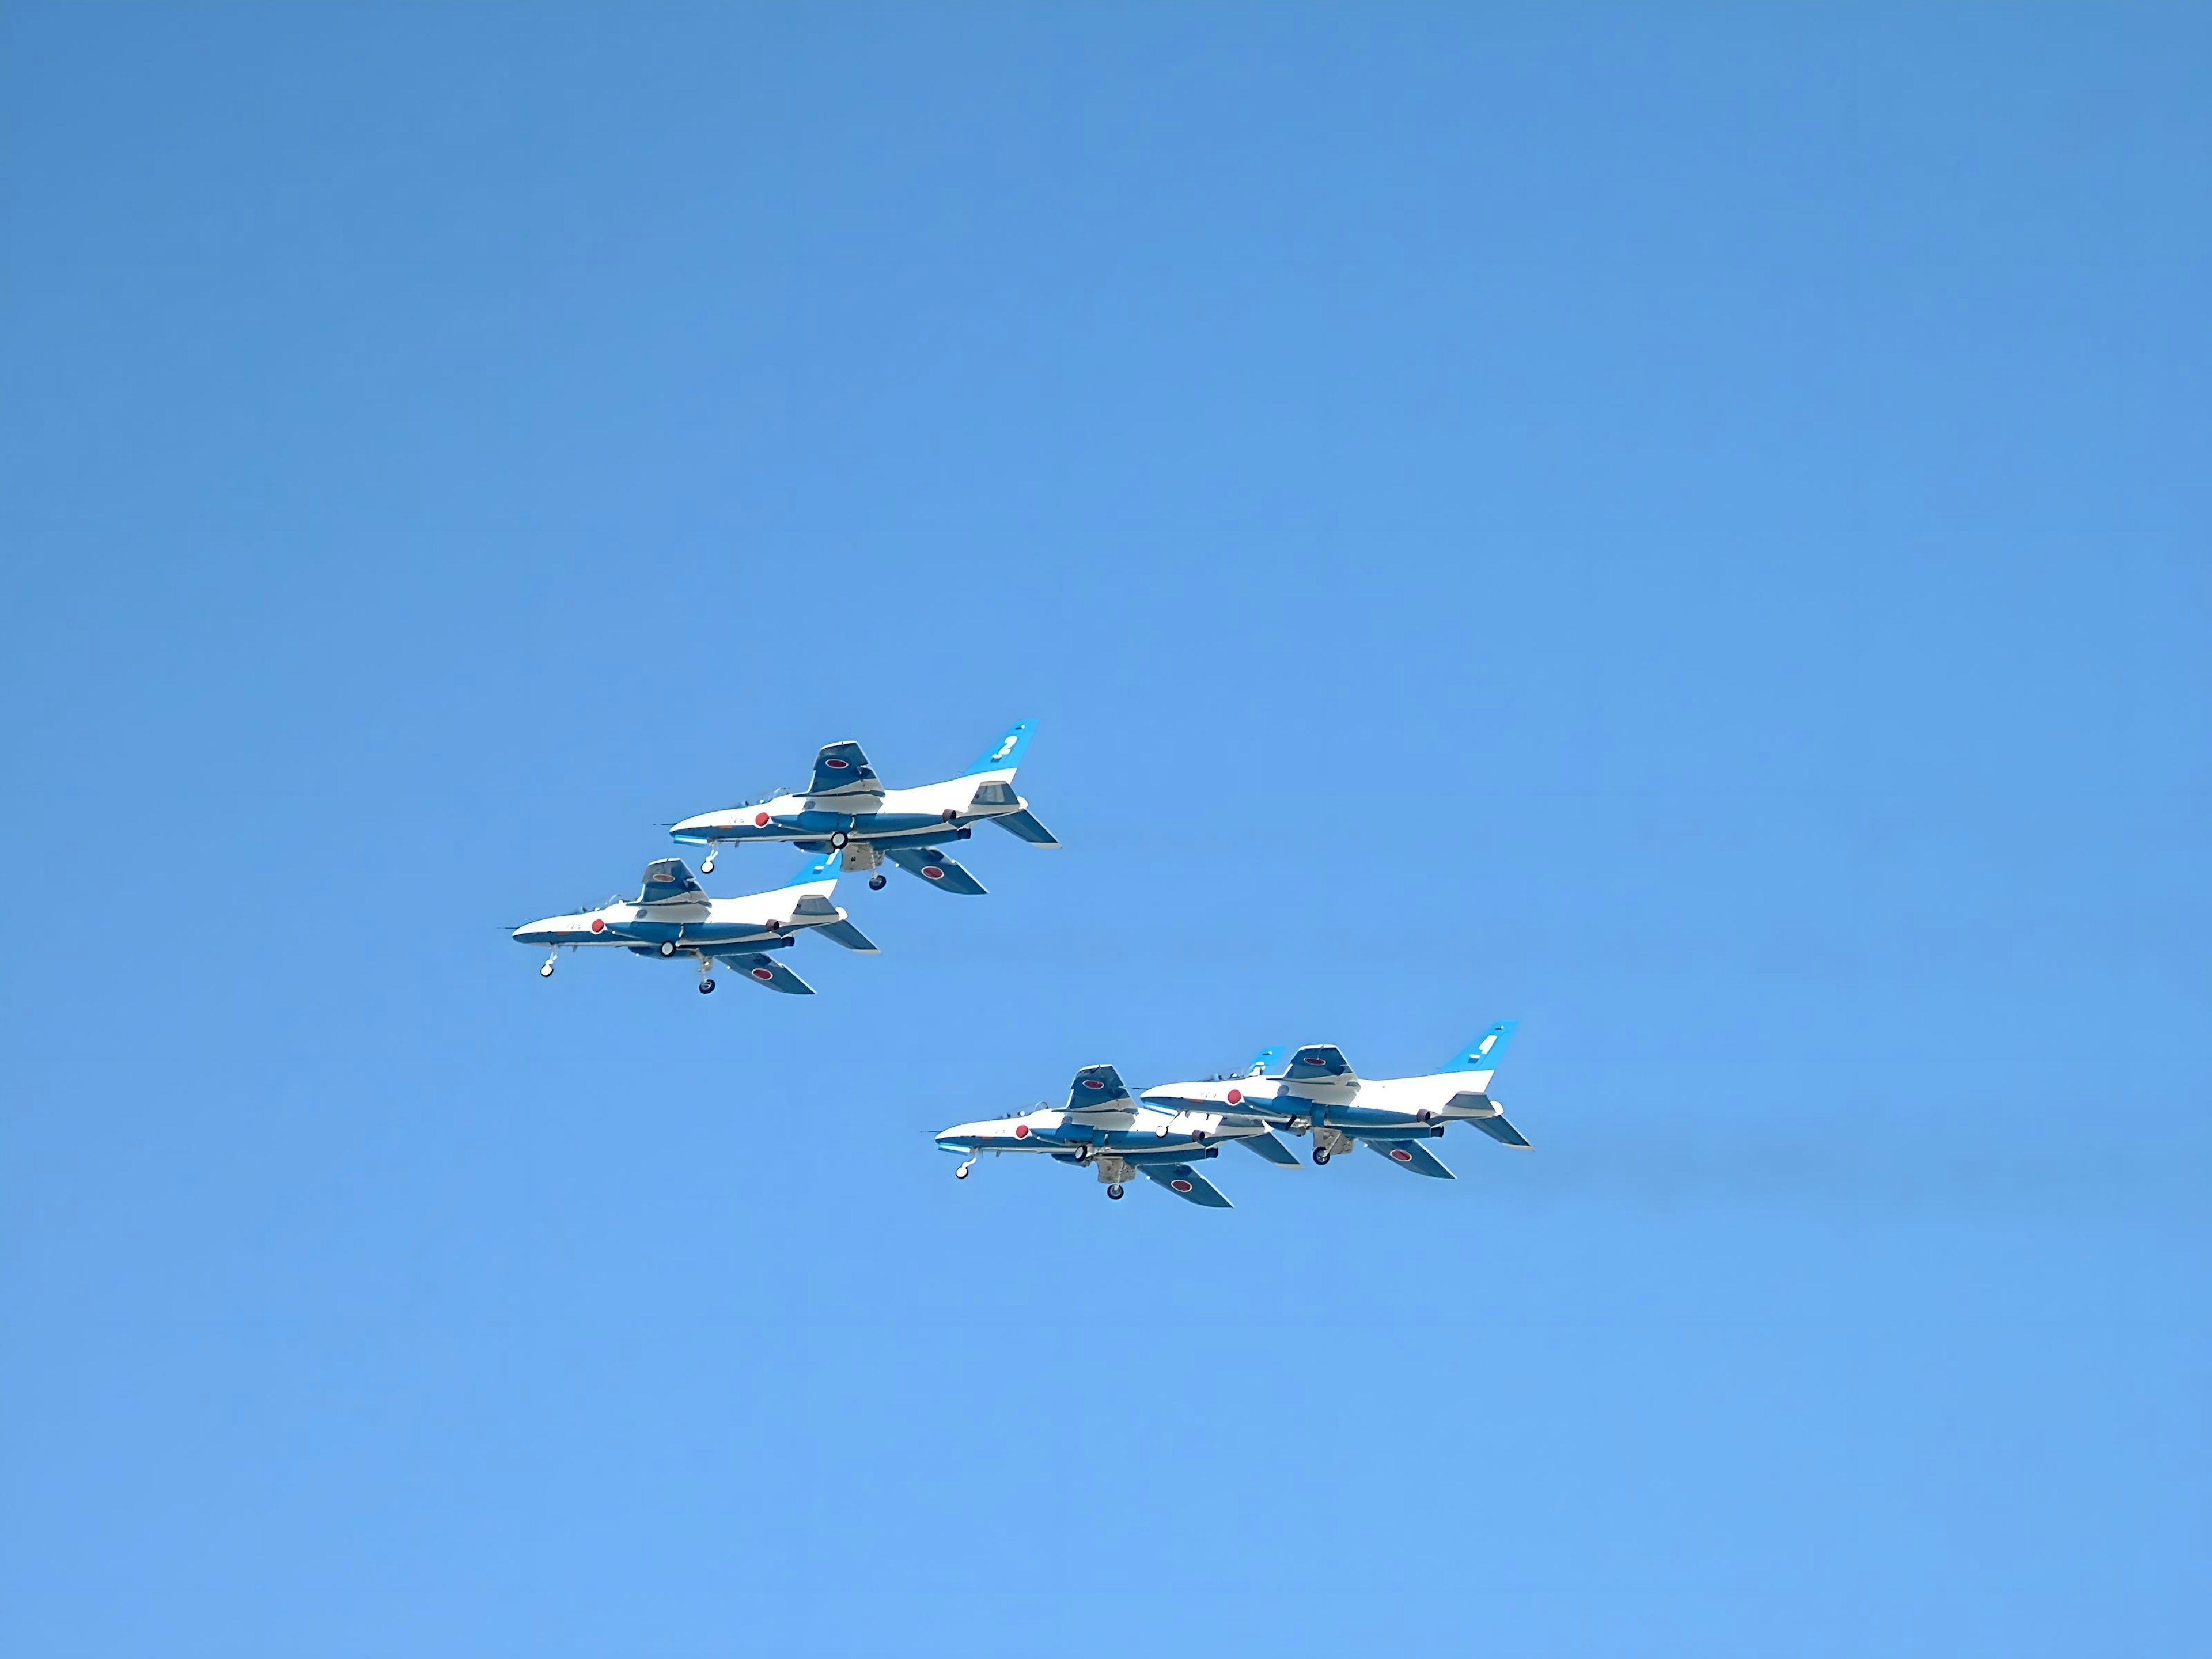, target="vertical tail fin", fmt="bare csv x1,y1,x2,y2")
1441,1021,1517,1078
782,852,842,889
1243,1045,1282,1079
964,719,1035,777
